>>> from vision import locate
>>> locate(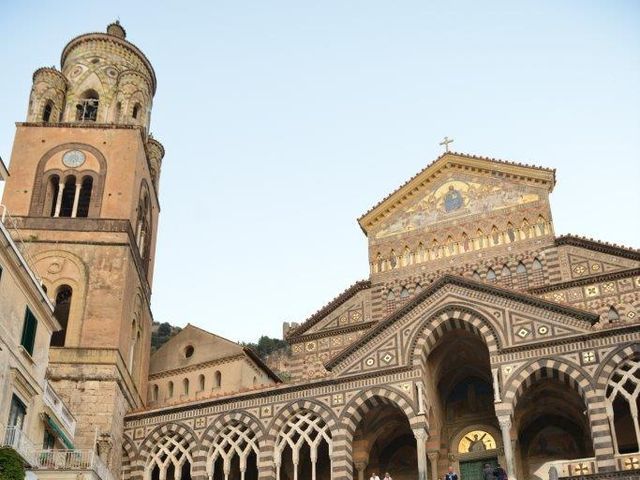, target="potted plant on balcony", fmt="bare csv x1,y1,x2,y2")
0,447,25,480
